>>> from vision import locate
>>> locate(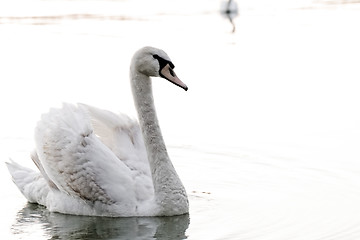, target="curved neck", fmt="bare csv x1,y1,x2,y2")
131,72,169,163
130,71,188,215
